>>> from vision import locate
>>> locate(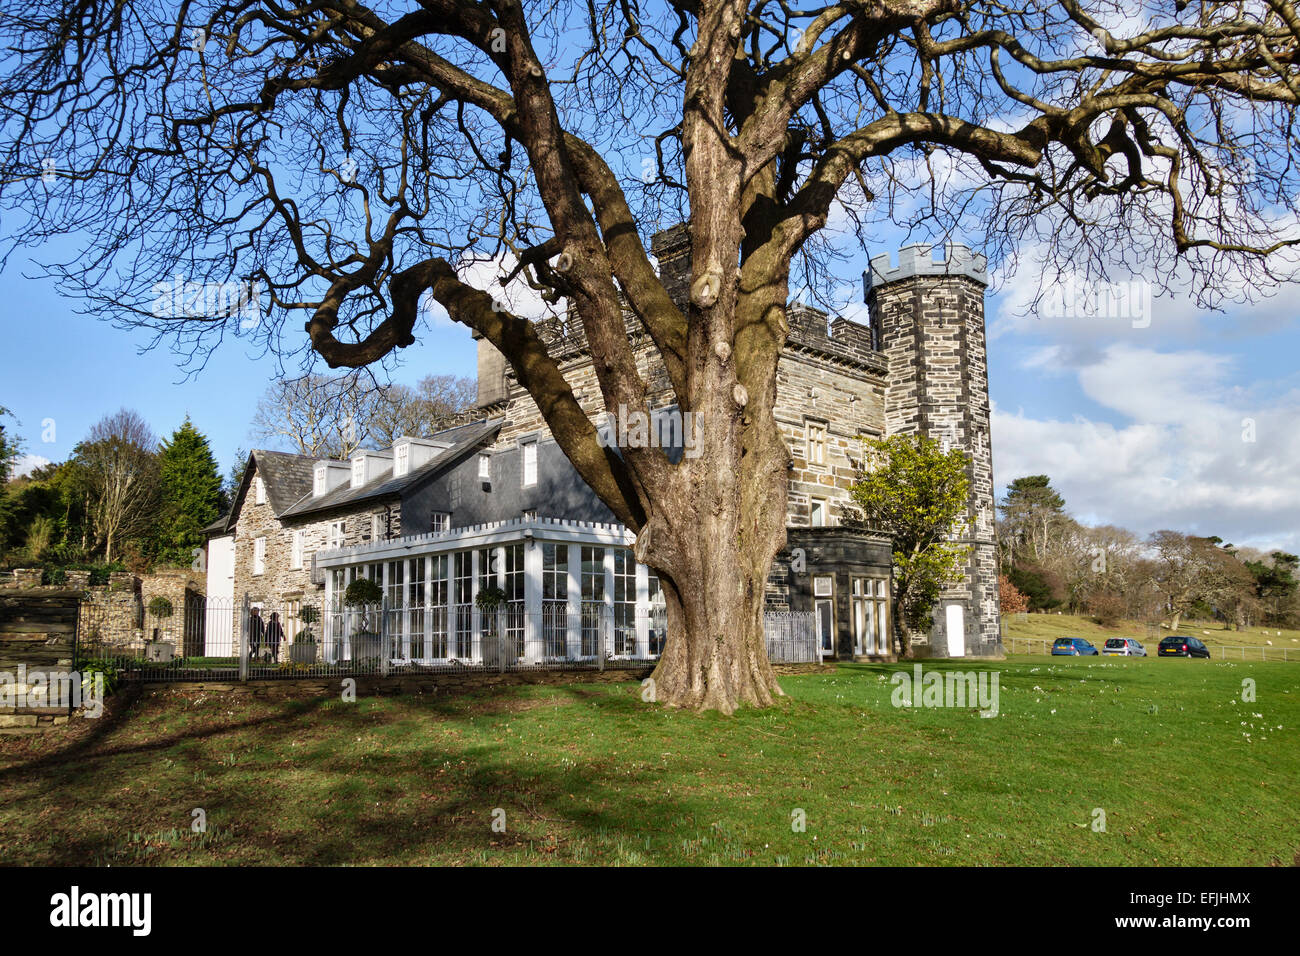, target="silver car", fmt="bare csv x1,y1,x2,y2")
1102,637,1147,657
